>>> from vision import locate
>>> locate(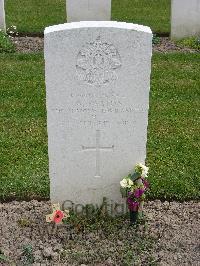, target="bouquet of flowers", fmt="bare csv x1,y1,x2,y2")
120,163,149,222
